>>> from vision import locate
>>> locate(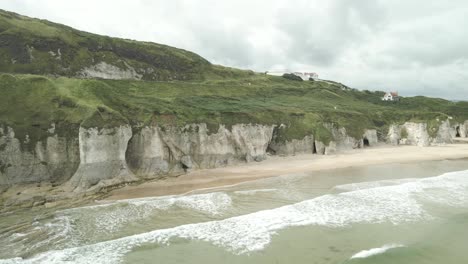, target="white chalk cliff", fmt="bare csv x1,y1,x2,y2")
1,119,466,193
